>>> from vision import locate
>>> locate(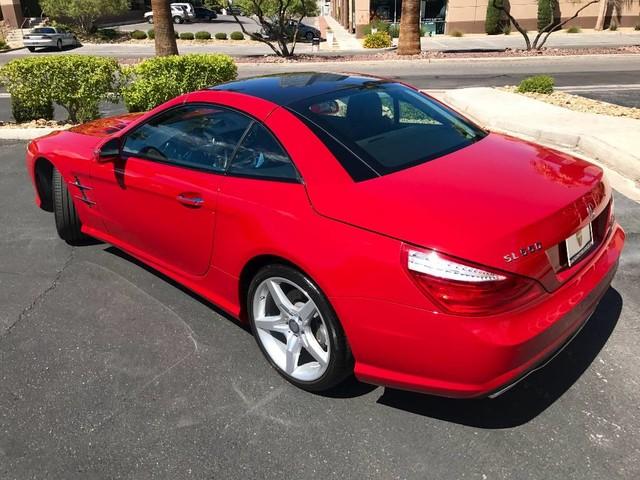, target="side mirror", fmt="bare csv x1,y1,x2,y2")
97,138,121,162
